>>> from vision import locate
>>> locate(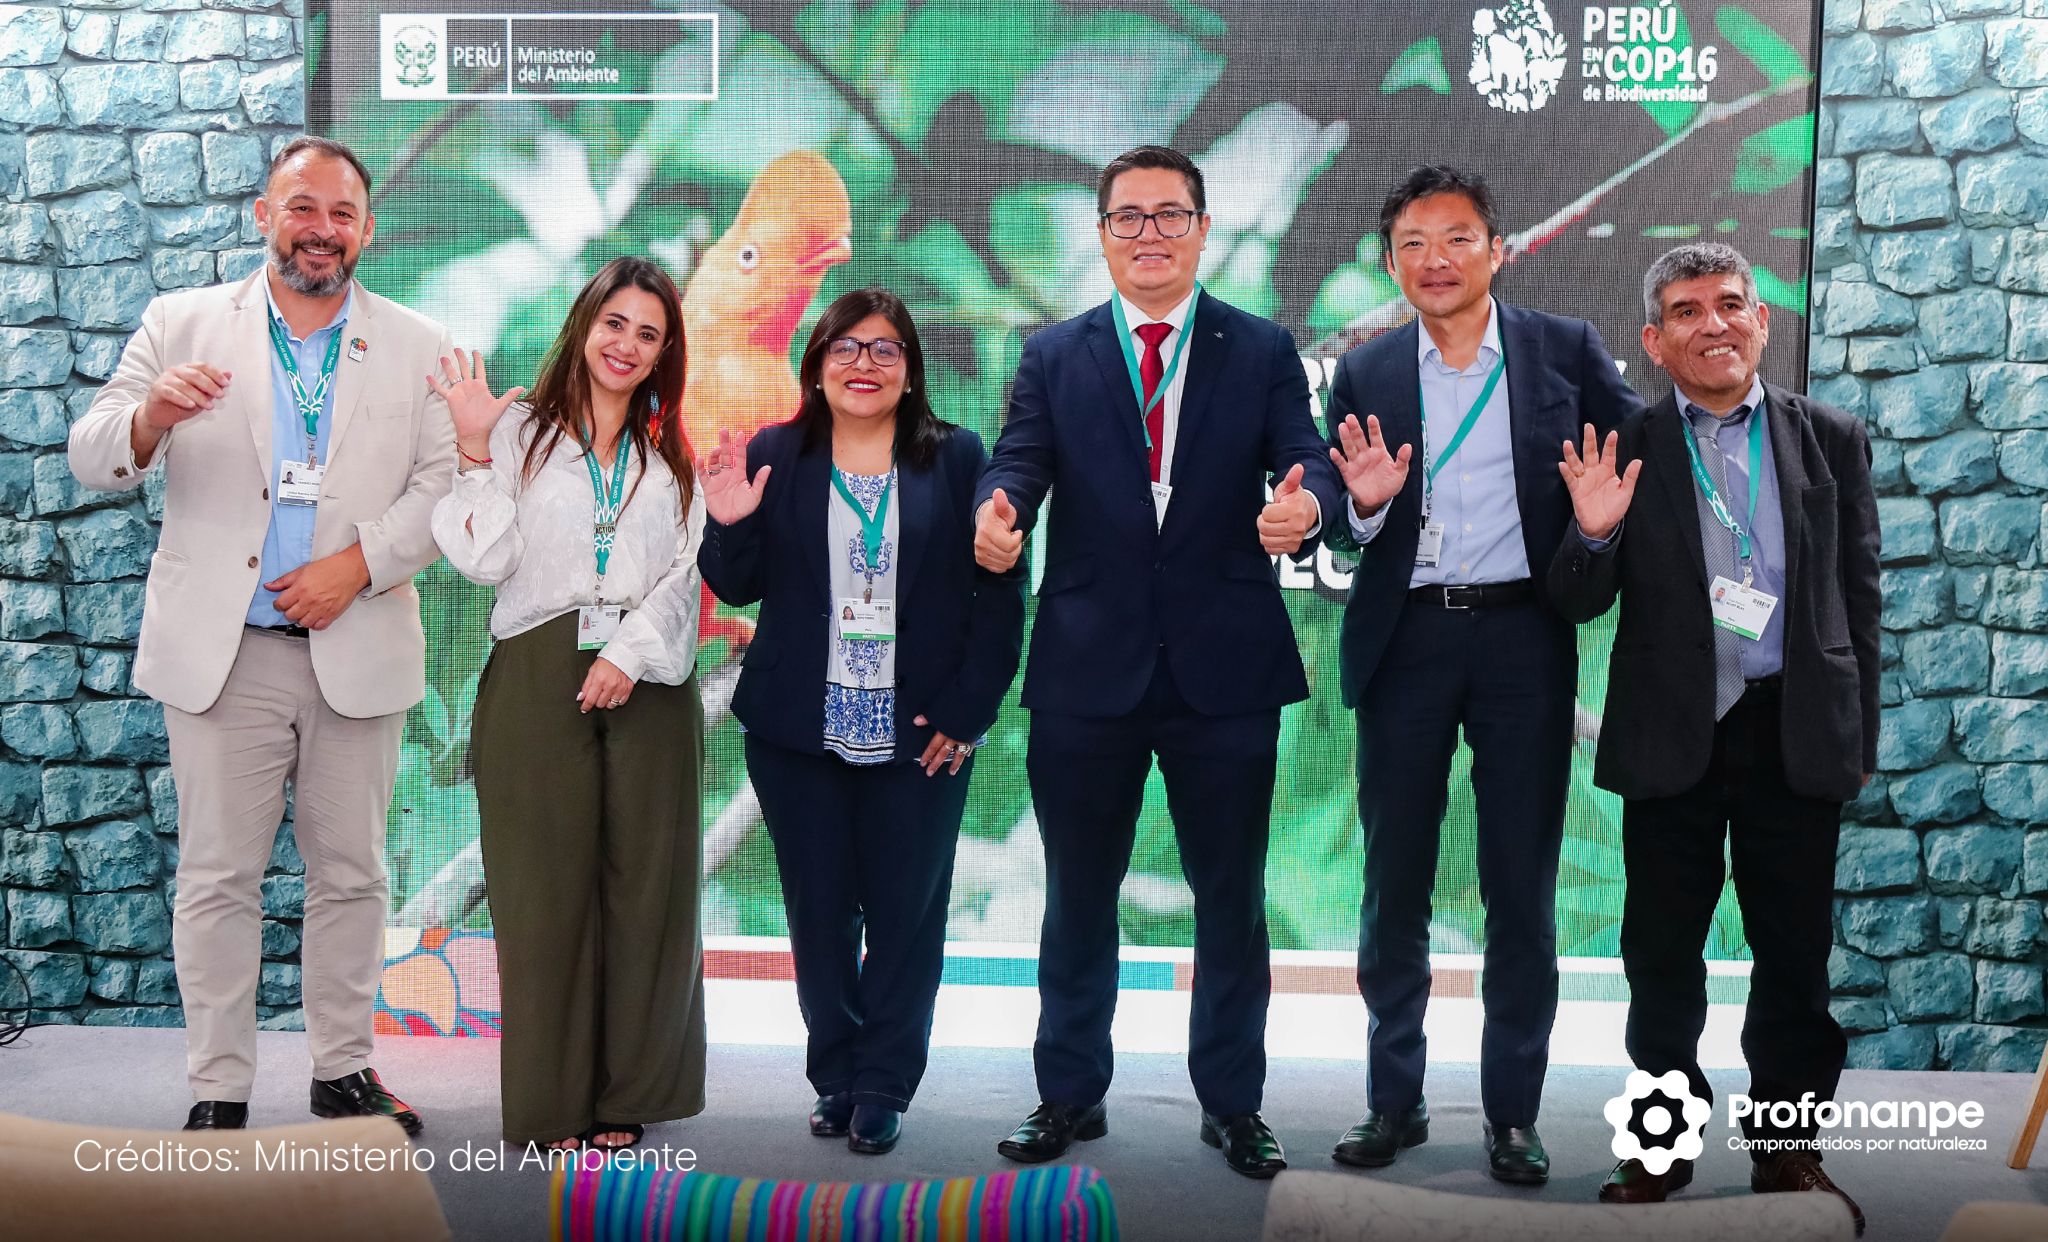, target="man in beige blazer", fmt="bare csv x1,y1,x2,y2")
68,136,454,1134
